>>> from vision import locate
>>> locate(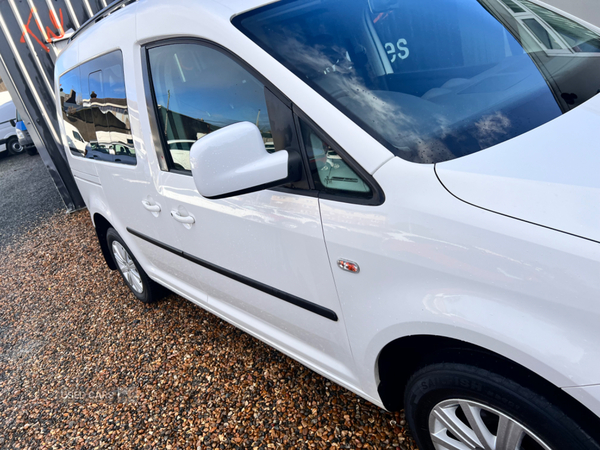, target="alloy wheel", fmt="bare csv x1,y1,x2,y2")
429,399,552,450
111,241,144,294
